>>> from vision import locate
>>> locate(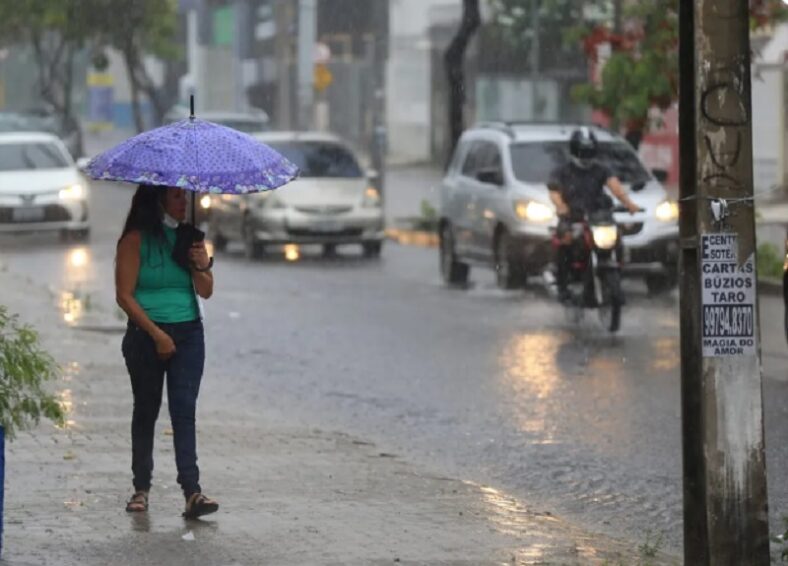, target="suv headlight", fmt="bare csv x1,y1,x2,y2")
514,200,555,223
59,183,85,201
591,225,619,249
199,195,212,210
362,187,382,208
655,200,679,223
